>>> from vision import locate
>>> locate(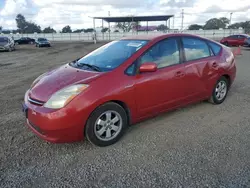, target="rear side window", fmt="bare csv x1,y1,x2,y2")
208,41,222,56
238,35,246,39
182,37,210,61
